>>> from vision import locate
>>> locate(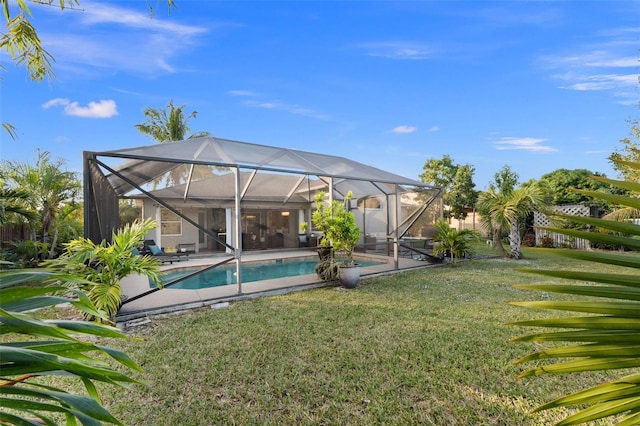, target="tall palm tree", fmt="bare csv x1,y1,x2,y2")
477,184,545,259
135,100,211,187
